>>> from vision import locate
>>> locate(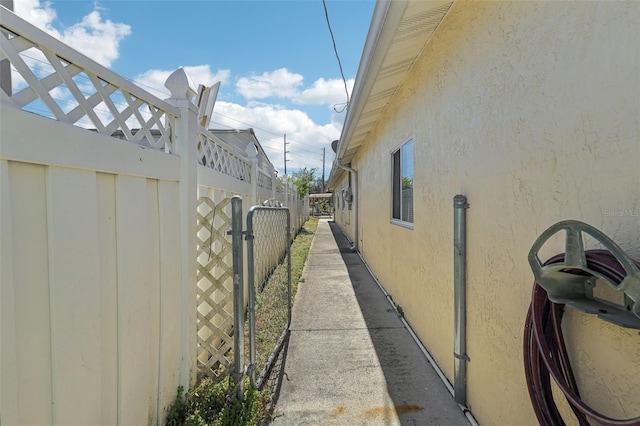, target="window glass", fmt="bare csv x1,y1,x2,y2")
392,139,413,224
